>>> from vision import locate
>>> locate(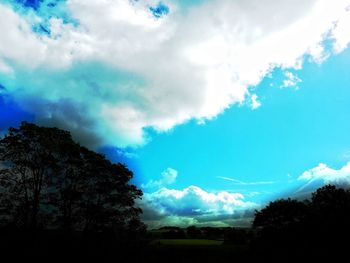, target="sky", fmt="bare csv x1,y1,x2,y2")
1,0,350,228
